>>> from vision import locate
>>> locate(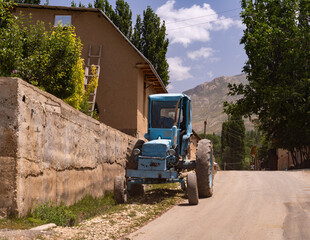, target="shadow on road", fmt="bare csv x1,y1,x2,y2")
127,188,184,205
